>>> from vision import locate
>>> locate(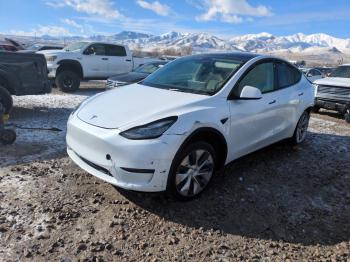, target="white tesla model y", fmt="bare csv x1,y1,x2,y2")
67,53,314,200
